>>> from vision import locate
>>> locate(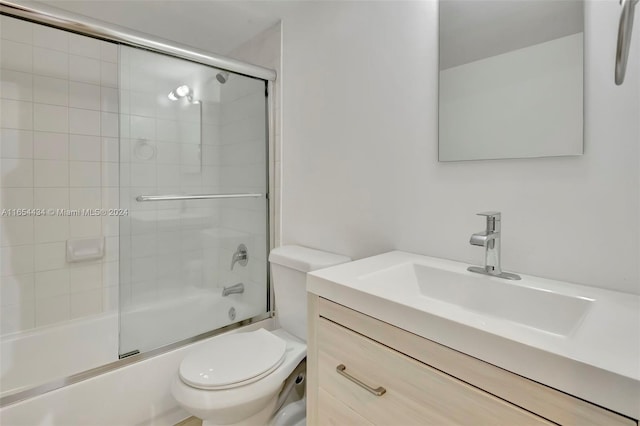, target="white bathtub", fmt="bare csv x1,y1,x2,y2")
1,288,263,399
